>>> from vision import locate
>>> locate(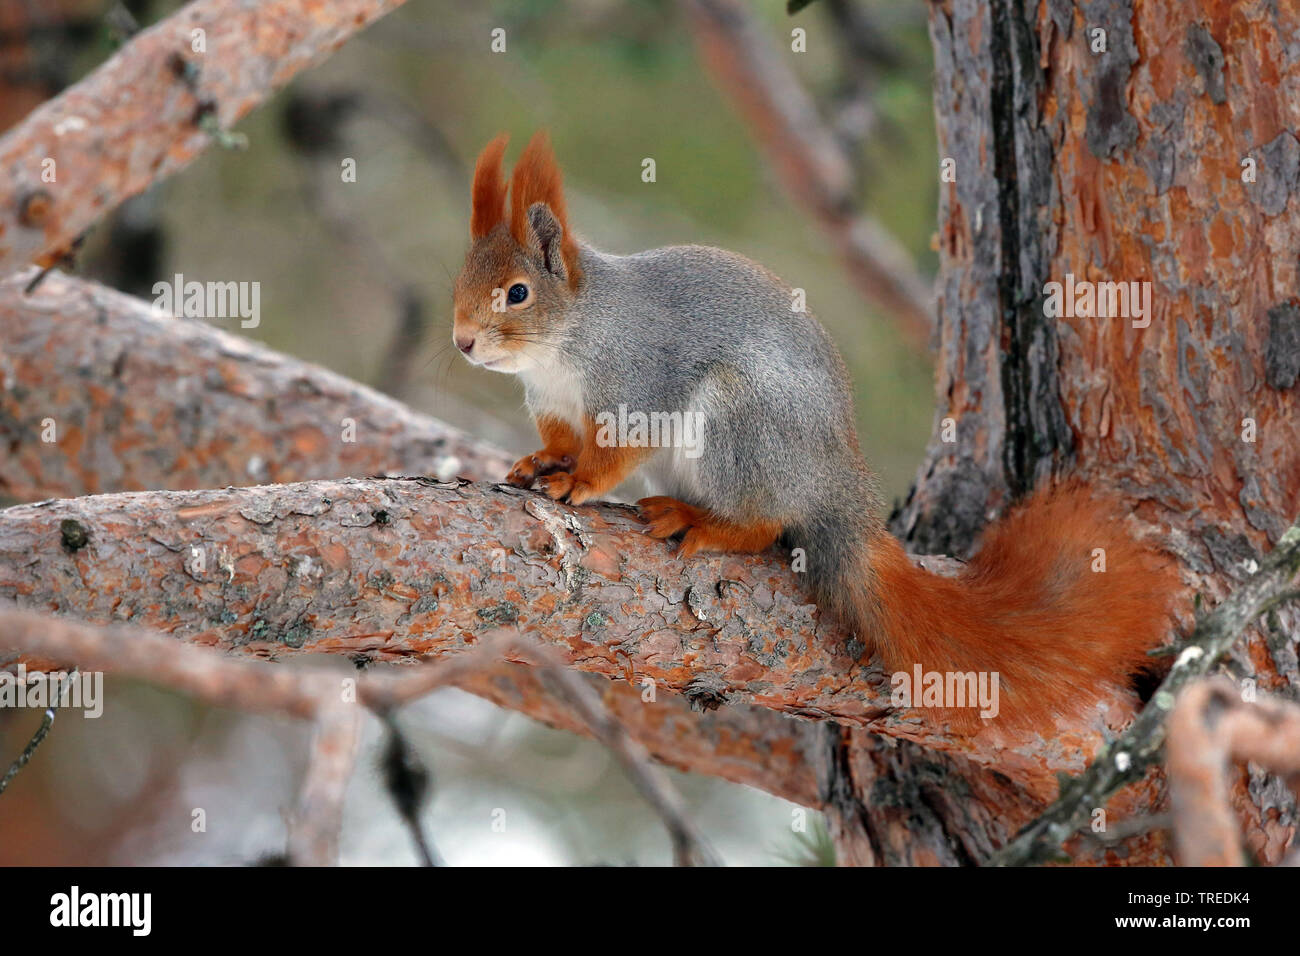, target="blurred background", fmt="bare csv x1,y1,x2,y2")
0,0,938,864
